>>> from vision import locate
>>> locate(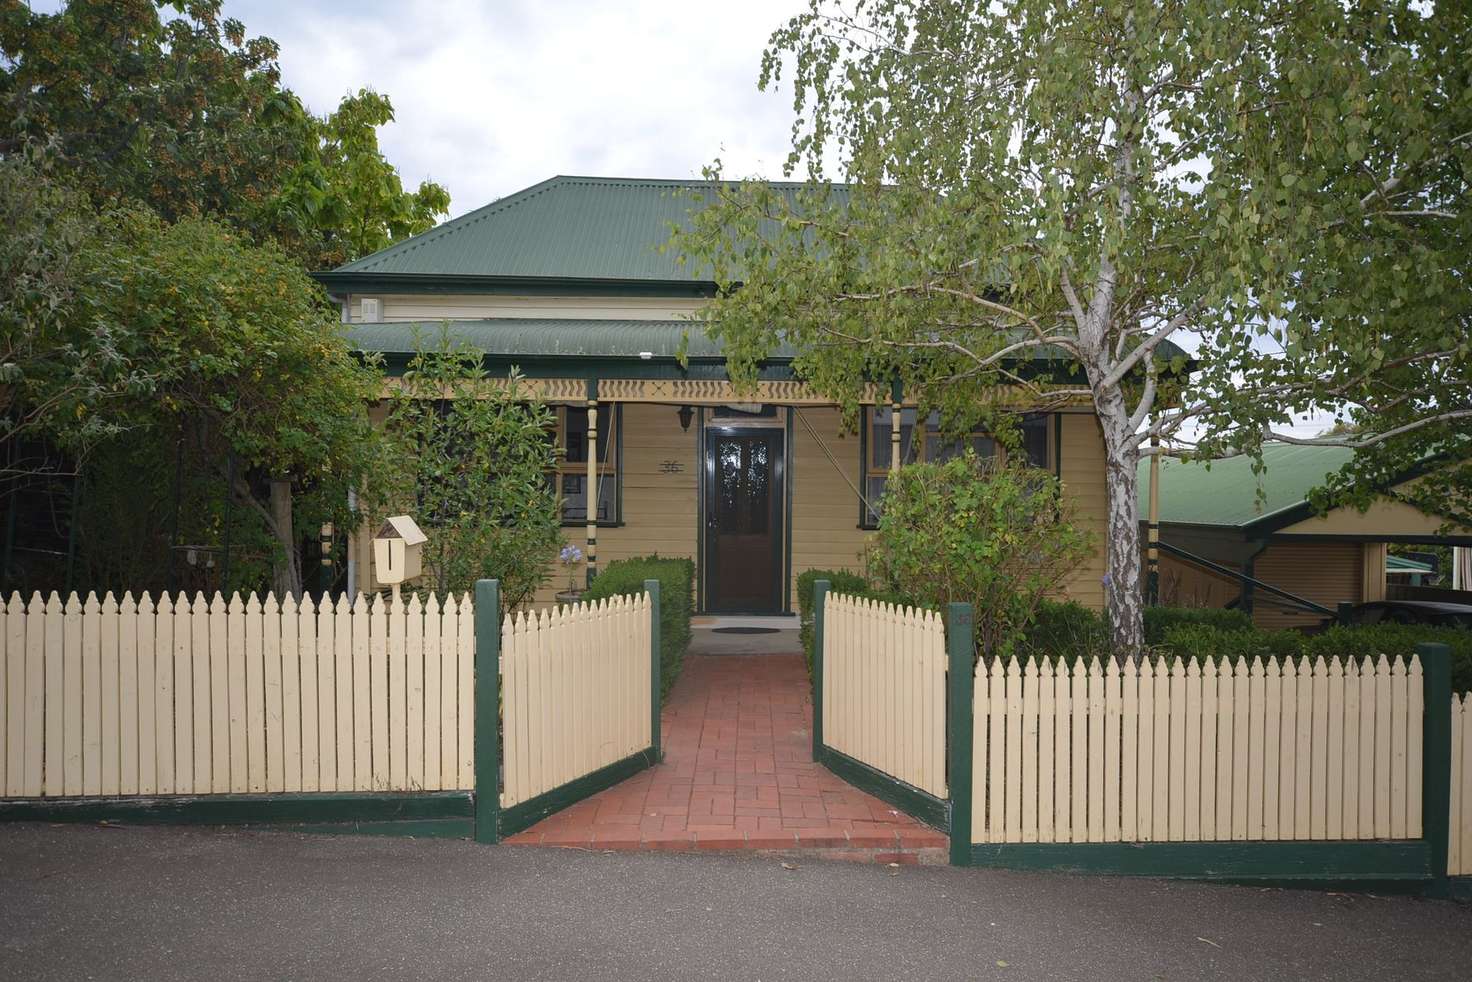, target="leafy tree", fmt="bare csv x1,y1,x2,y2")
264,89,452,269
369,334,563,610
672,0,1469,655
0,0,449,268
0,152,152,489
865,454,1093,661
74,210,381,596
